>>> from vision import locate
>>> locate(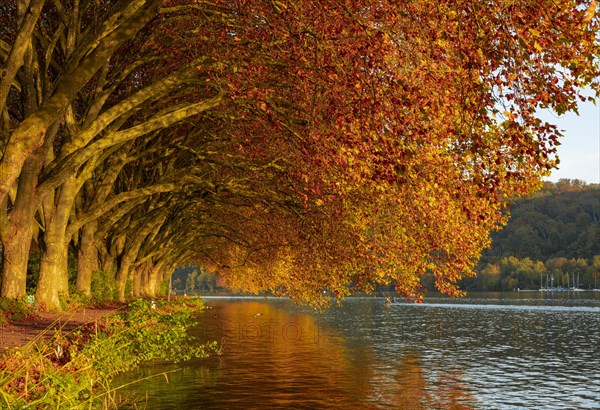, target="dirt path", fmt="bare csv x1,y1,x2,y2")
0,308,119,350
